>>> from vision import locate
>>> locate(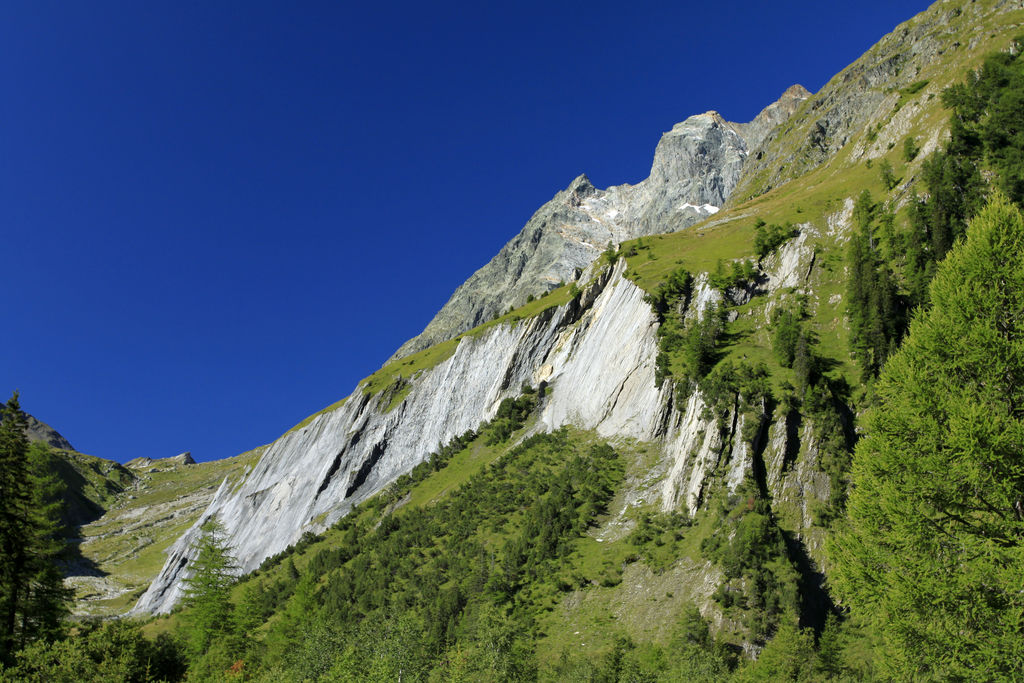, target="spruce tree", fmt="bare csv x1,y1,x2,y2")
19,442,71,646
830,196,1024,678
0,393,31,663
0,394,69,663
